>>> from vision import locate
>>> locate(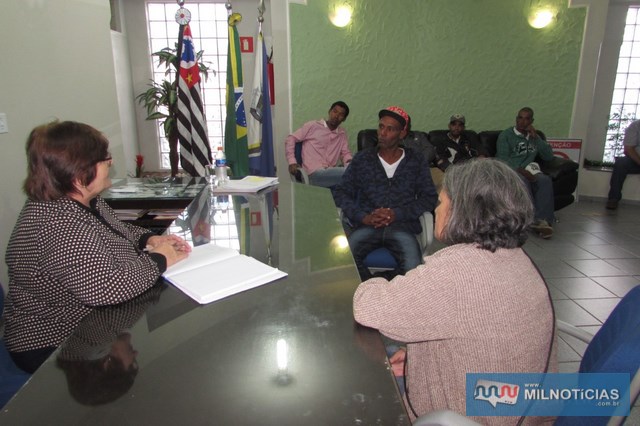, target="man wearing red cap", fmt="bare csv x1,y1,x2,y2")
334,106,437,280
